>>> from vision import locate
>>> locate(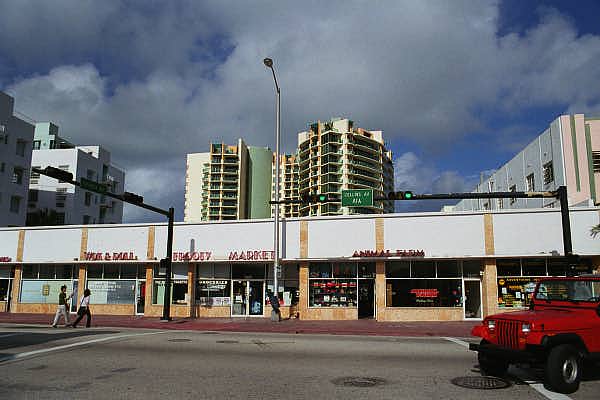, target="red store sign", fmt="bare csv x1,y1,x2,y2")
353,249,425,258
410,289,439,298
0,257,12,262
172,251,212,262
229,250,274,261
84,252,138,261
